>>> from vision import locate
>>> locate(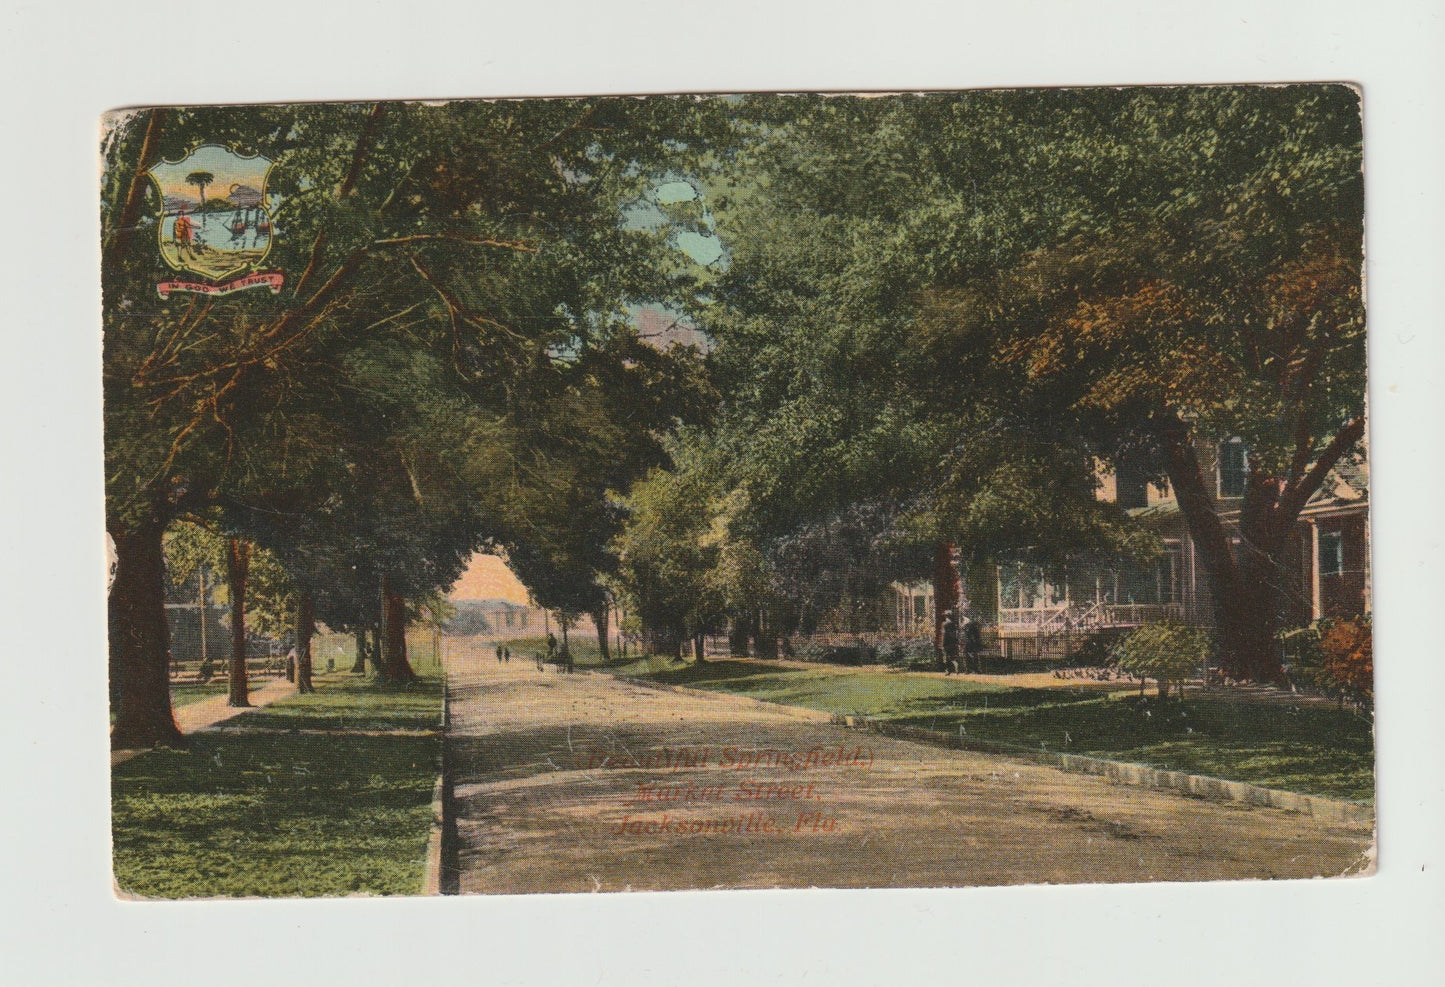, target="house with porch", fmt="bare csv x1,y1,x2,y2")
896,440,1370,658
